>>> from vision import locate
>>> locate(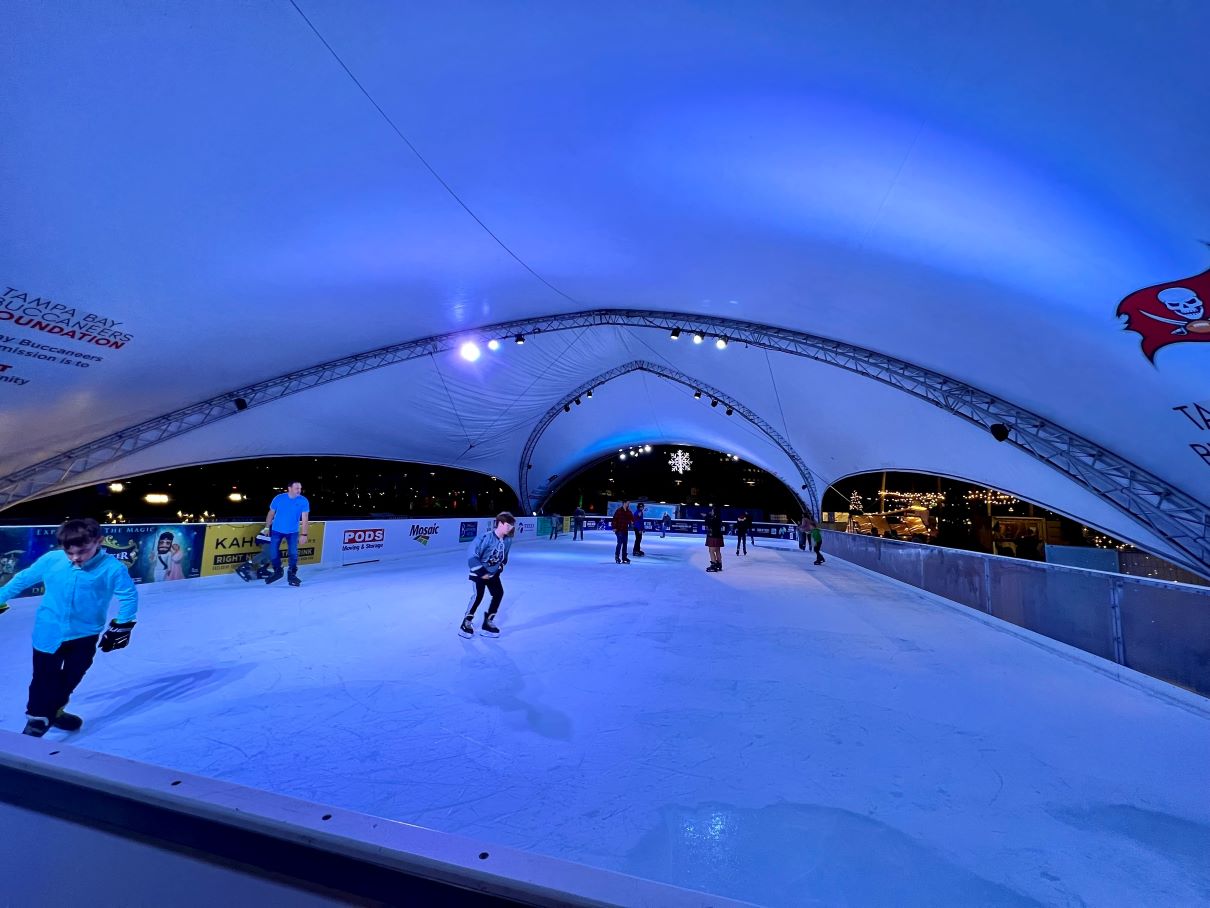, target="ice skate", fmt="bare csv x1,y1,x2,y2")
264,567,284,584
481,616,501,638
52,708,83,731
706,563,719,572
622,557,631,564
814,557,825,566
256,564,274,580
22,715,50,737
235,562,255,582
287,569,301,587
458,616,475,638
